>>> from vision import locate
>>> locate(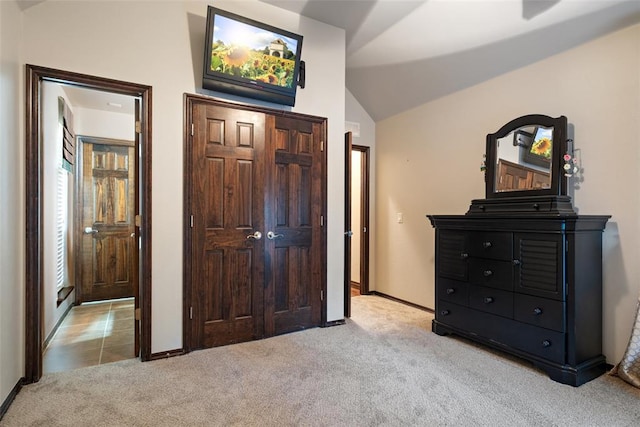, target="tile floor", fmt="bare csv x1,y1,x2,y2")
43,298,136,374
